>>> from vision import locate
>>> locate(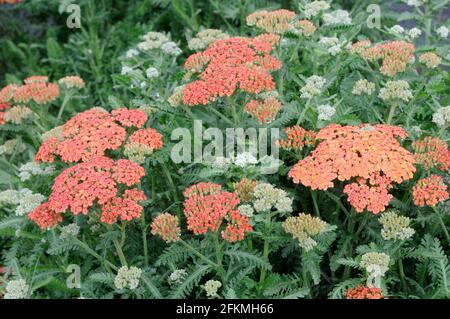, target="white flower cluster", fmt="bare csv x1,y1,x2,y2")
234,152,258,168
360,252,390,280
60,223,80,240
137,31,169,51
252,183,293,214
379,80,412,102
379,211,415,241
4,279,29,299
203,280,222,298
319,37,341,56
432,106,450,127
300,75,326,99
146,67,159,79
390,25,422,40
304,1,330,18
188,29,229,51
323,9,352,26
114,266,142,290
352,79,375,95
168,269,188,285
15,192,45,216
0,138,25,156
406,0,423,7
238,204,254,218
317,104,336,121
0,188,45,216
18,161,55,182
436,26,449,38
390,25,405,35
161,41,182,56
125,48,139,59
